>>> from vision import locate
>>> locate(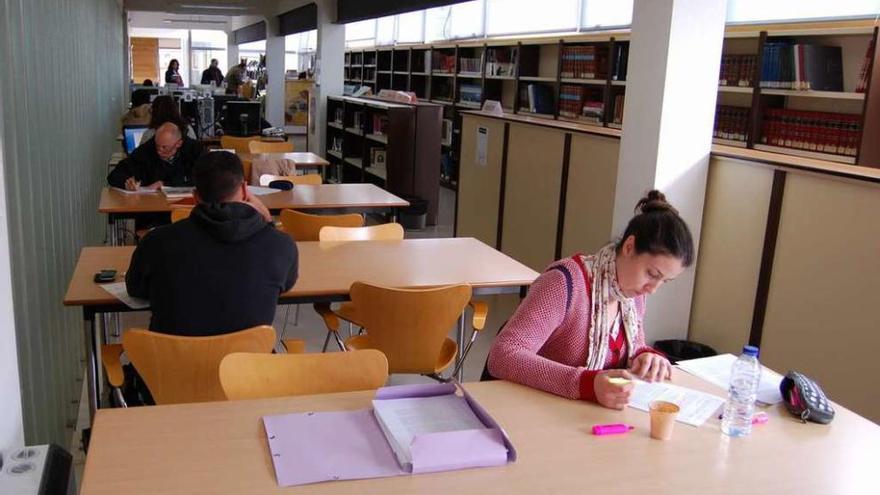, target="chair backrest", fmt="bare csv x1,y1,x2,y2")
349,282,472,374
170,207,193,223
220,135,259,154
249,140,294,153
279,209,363,241
319,223,404,241
260,174,322,186
122,326,276,404
219,349,389,400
